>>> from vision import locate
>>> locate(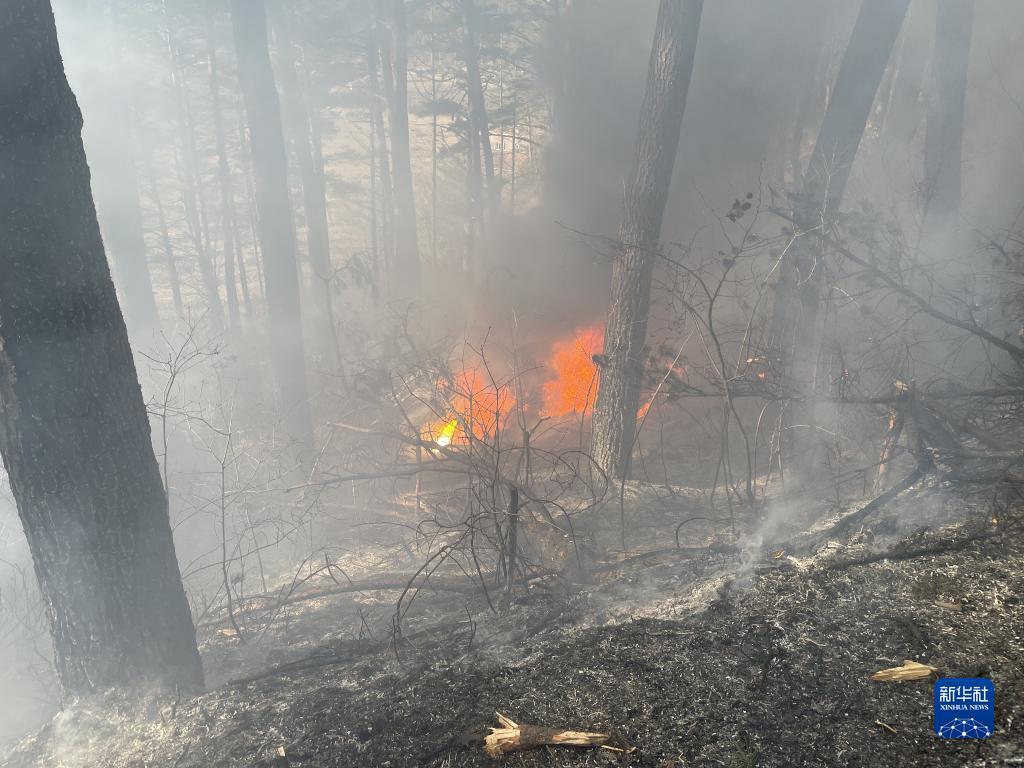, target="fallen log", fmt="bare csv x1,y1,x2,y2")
483,712,615,757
